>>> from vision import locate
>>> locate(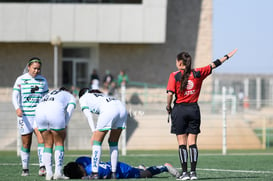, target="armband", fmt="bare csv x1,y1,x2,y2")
224,54,229,59
213,59,222,67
